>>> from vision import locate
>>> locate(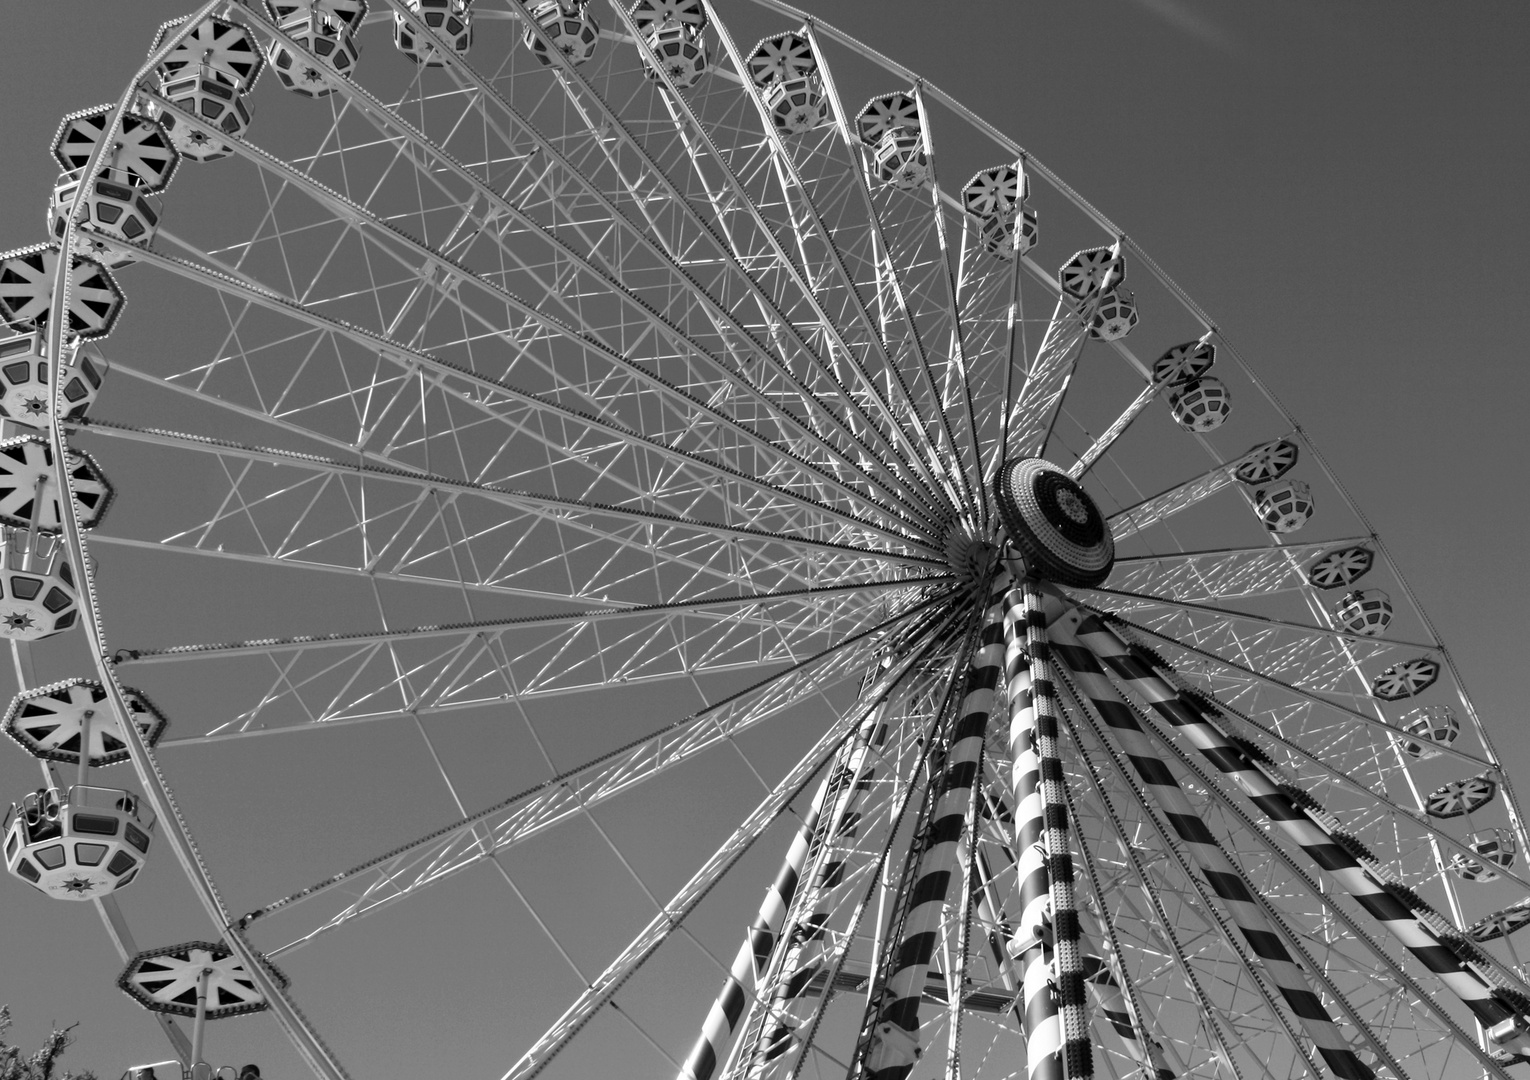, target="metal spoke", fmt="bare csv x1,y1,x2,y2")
234,601,951,951
498,619,945,1080
1002,297,1090,465
1051,659,1347,1080
1112,664,1511,1078
1075,583,1439,653
122,582,953,740
130,126,926,540
1107,538,1372,603
114,241,929,550
1107,434,1295,542
910,86,985,527
1103,611,1492,771
79,416,942,593
144,69,935,530
803,23,975,521
1068,379,1159,480
495,0,953,518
